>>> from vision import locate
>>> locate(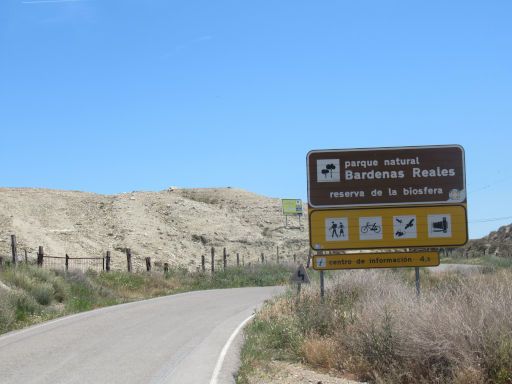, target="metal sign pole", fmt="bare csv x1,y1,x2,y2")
318,250,325,302
415,267,420,298
320,270,325,302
